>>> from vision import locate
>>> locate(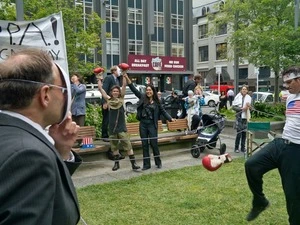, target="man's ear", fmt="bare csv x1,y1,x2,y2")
39,85,51,107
